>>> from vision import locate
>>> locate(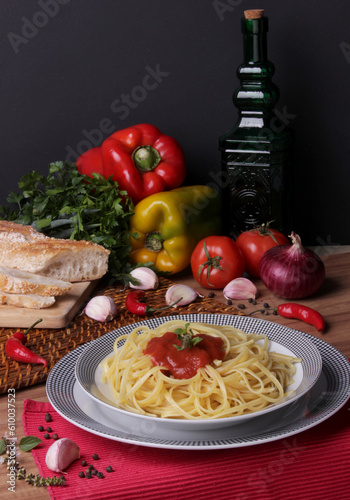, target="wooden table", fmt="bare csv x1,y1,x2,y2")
1,247,349,499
